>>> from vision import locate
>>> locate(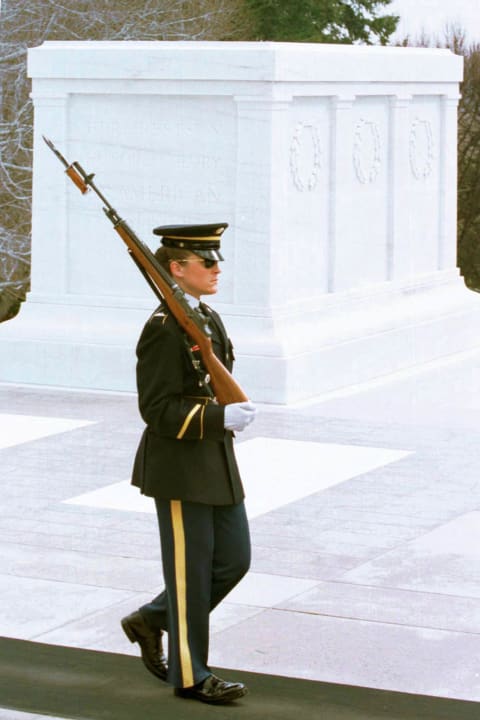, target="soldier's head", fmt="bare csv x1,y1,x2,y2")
153,223,227,299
